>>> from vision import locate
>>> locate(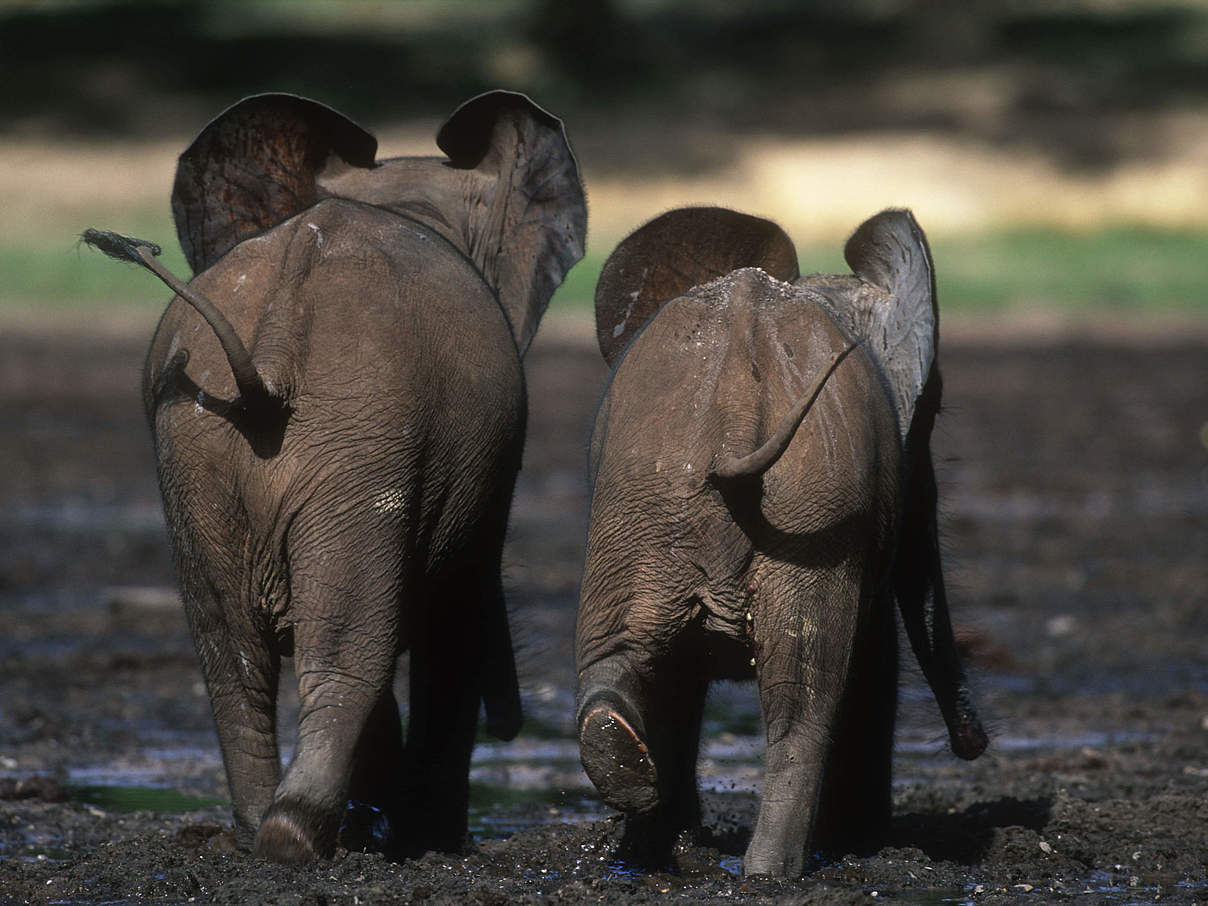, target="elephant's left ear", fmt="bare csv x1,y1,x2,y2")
594,207,799,367
437,91,587,355
842,209,938,444
172,94,378,274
